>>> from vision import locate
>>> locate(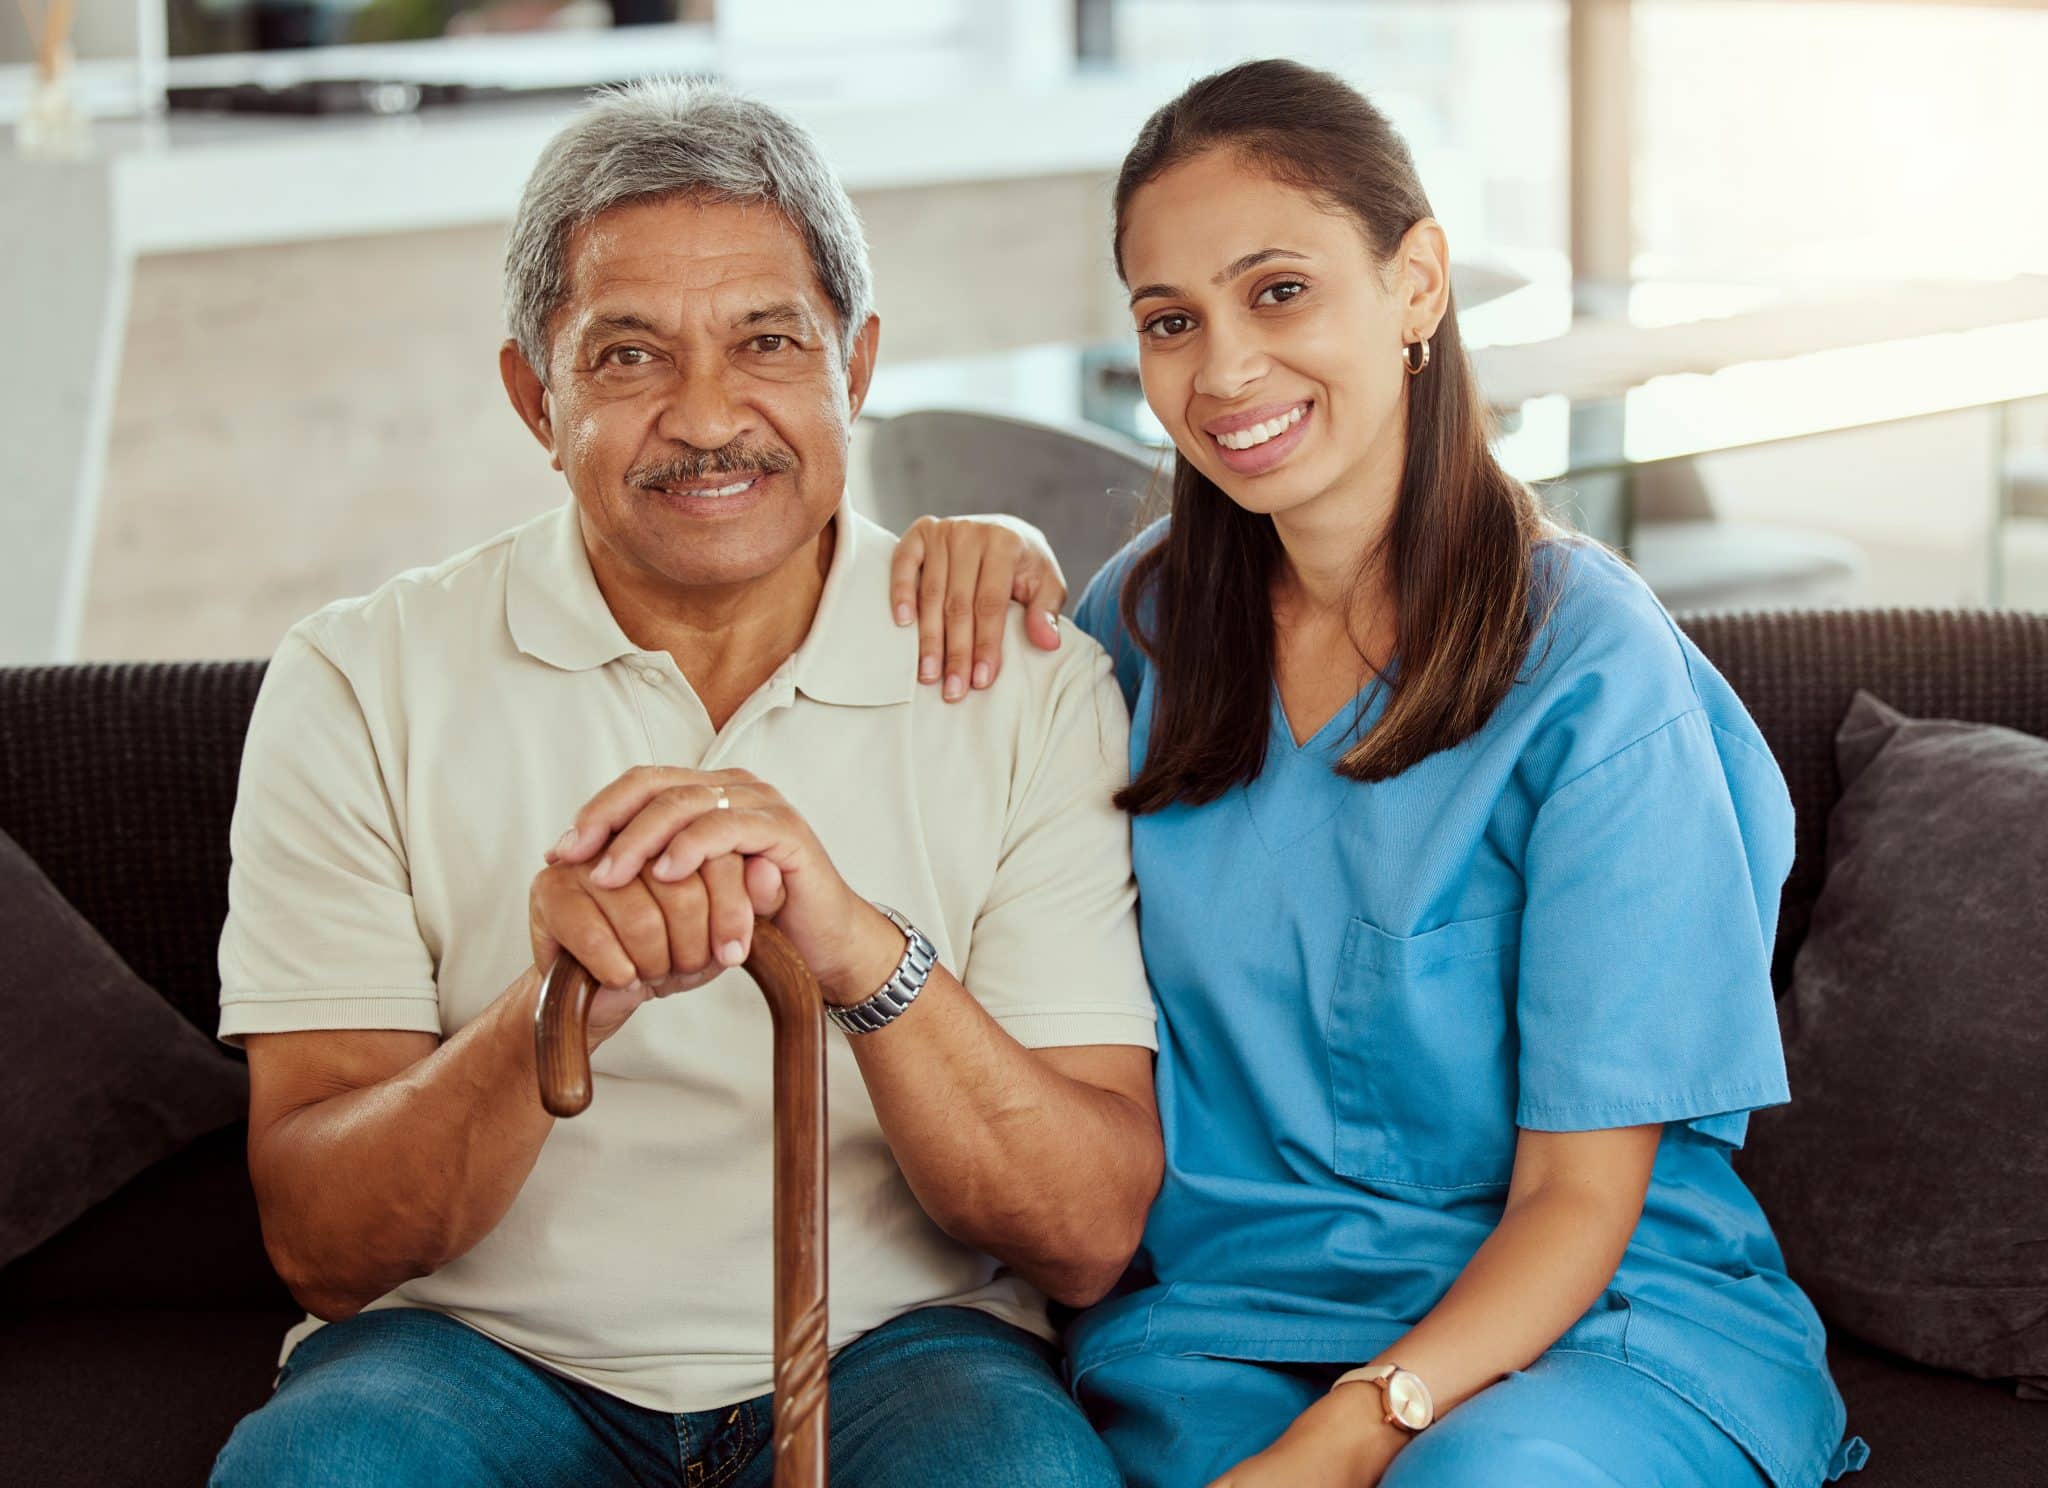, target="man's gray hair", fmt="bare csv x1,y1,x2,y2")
504,77,873,383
